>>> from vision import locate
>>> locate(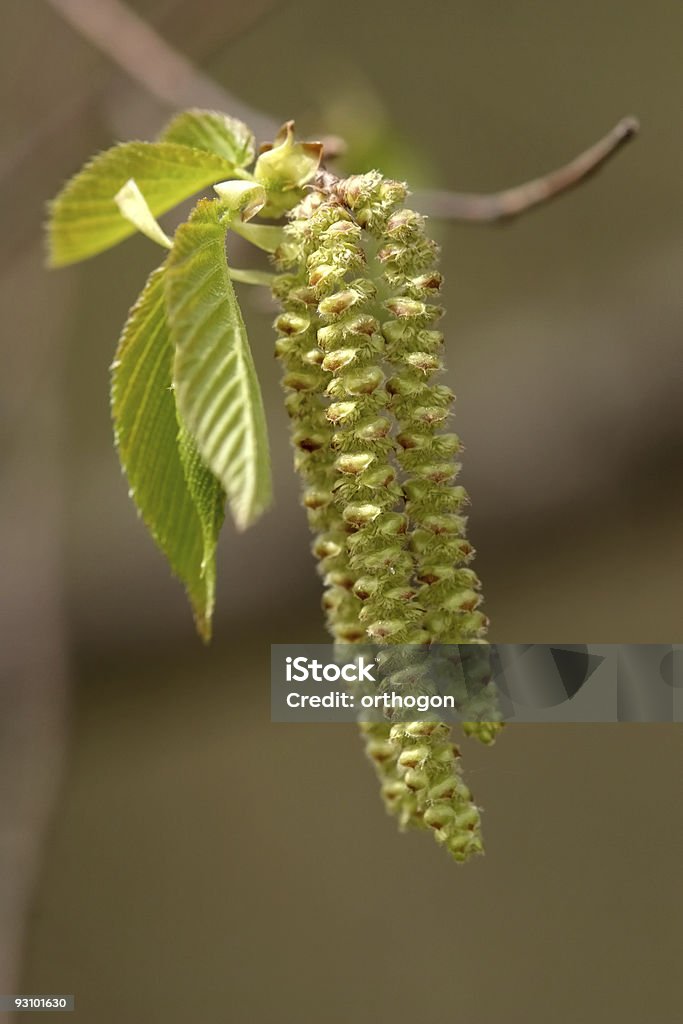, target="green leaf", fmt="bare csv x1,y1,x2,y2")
111,263,225,640
48,141,234,267
166,199,272,530
160,109,255,168
213,180,266,220
115,178,172,249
